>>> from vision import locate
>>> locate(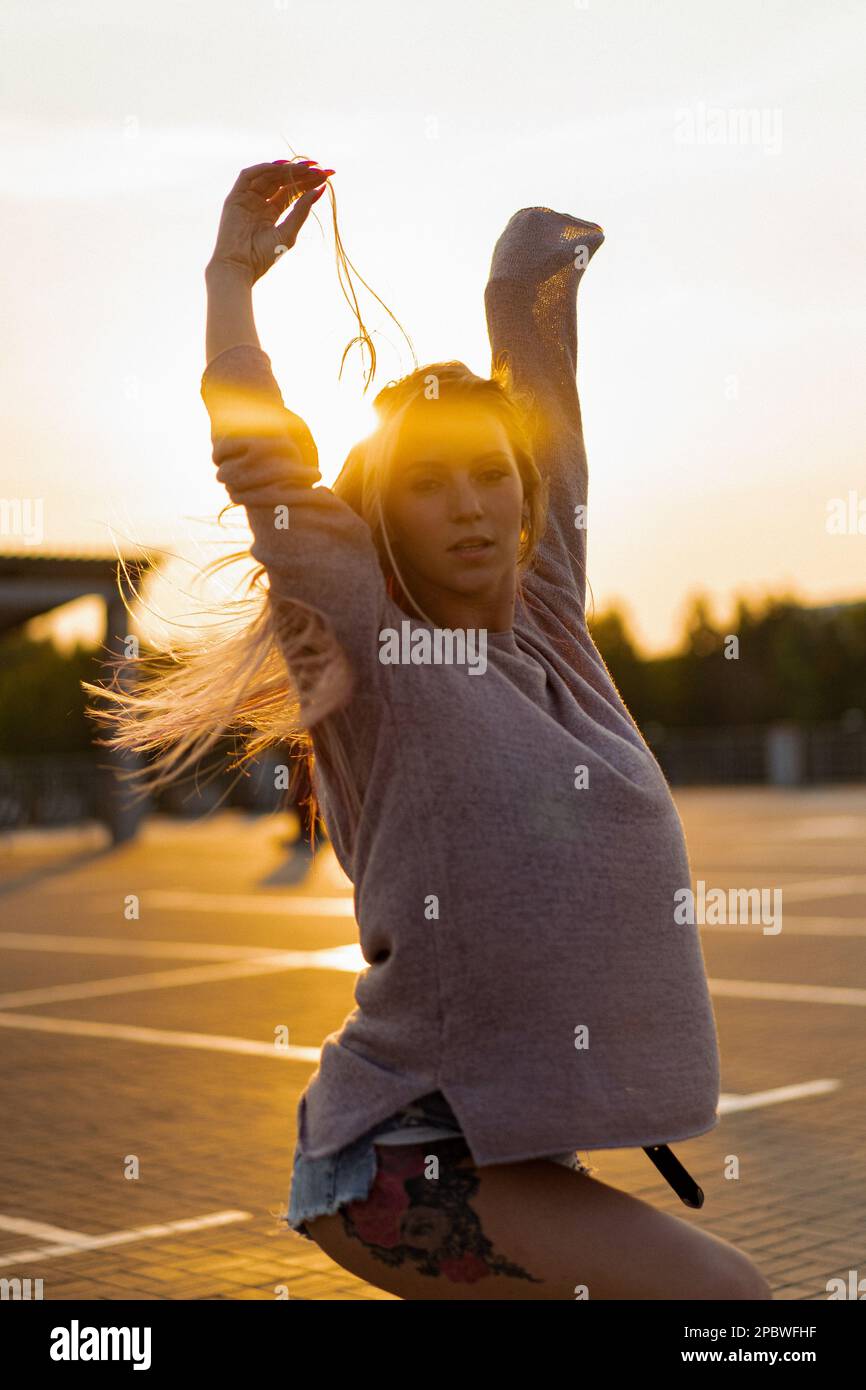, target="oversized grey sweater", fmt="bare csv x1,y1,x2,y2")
200,207,721,1165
